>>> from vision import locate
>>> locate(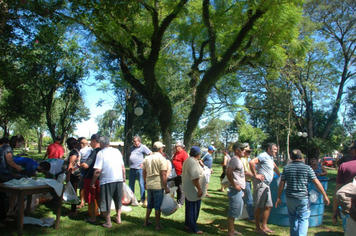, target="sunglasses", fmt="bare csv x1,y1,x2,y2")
246,151,252,153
